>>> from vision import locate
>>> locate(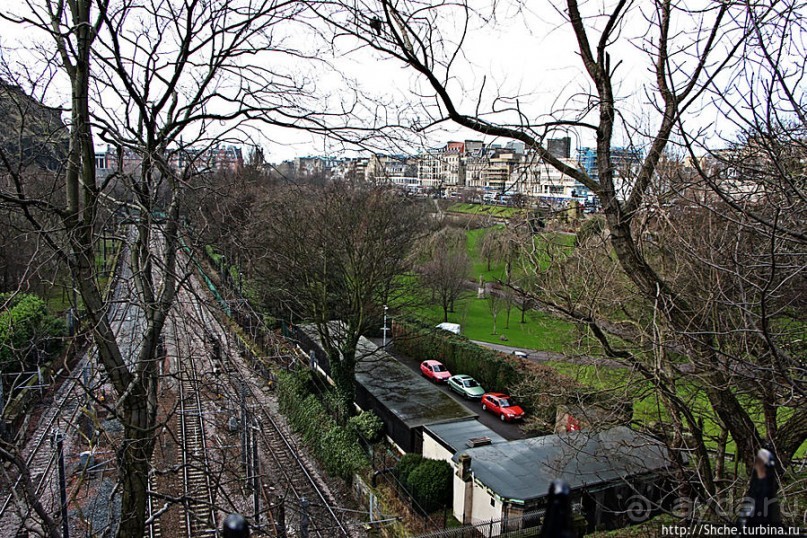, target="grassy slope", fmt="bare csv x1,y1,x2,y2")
447,202,528,219
413,226,806,458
